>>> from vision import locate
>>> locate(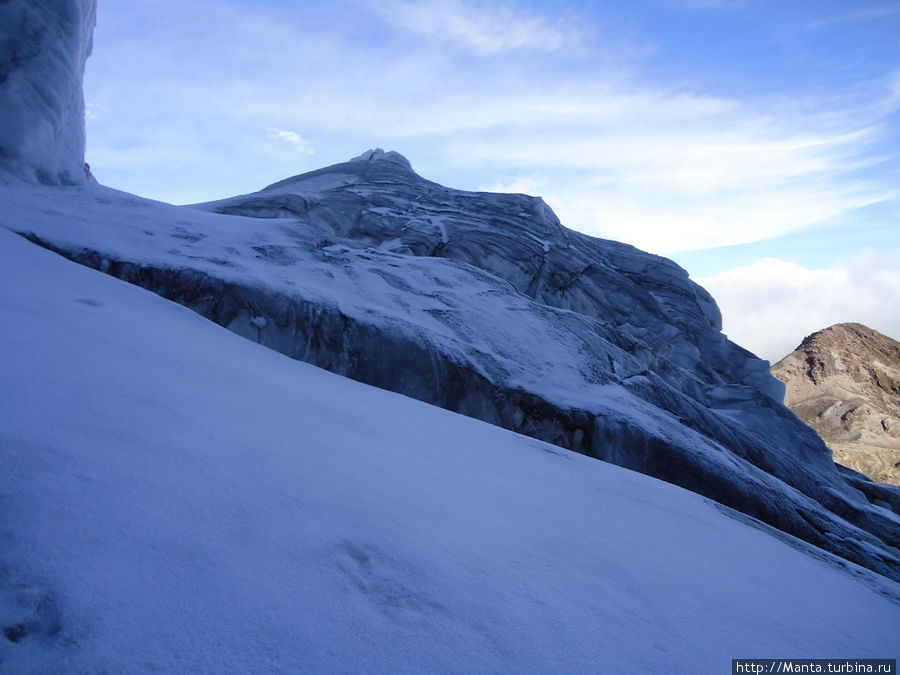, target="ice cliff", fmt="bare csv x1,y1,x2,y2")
1,3,898,582
0,0,96,185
